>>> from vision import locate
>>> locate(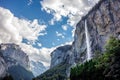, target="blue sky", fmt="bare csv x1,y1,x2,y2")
0,0,73,48
0,0,99,68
